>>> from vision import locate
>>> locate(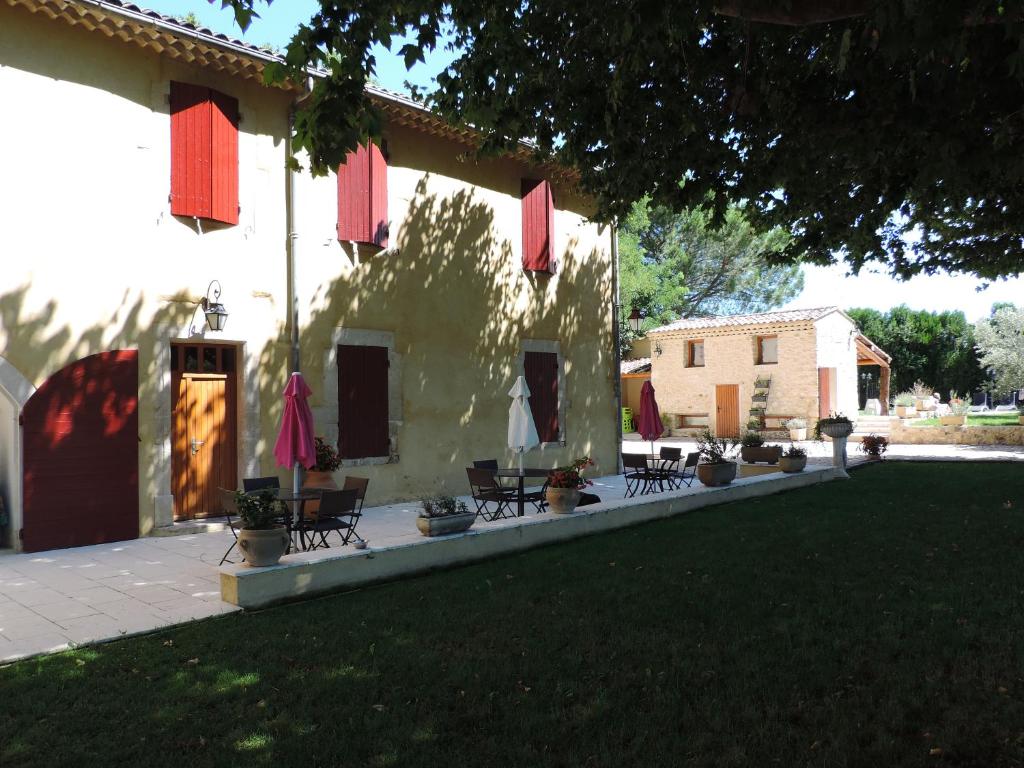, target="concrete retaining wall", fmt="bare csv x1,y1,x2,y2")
891,422,1024,445
221,467,839,609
